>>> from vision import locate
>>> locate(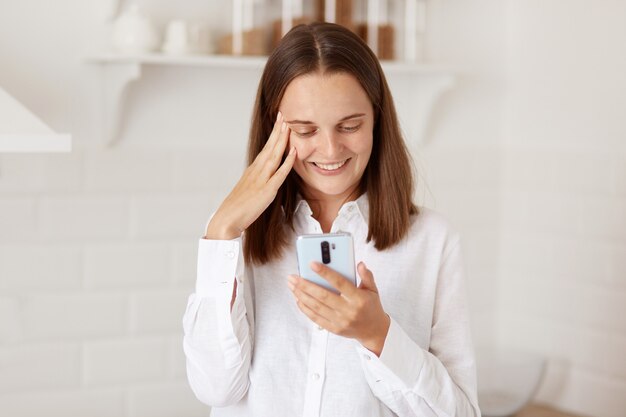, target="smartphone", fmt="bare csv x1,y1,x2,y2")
296,232,356,293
